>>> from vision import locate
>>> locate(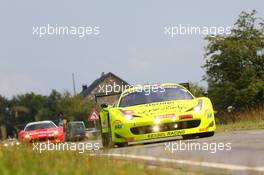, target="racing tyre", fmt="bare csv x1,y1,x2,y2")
116,142,128,148
101,122,114,148
199,132,215,138
101,133,111,147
